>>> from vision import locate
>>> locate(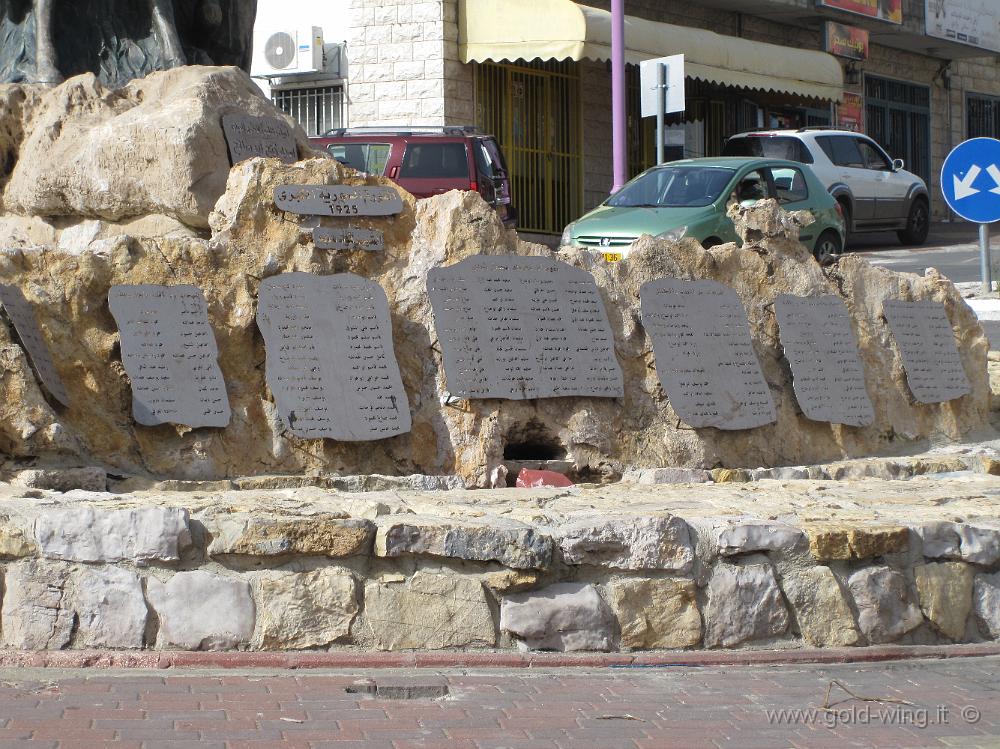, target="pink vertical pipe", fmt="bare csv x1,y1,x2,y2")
611,0,627,193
